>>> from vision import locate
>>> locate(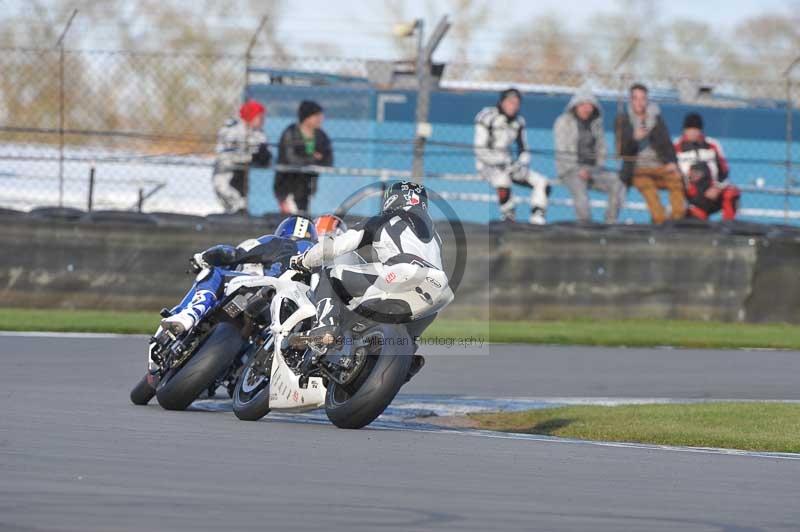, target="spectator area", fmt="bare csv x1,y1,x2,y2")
246,72,799,224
